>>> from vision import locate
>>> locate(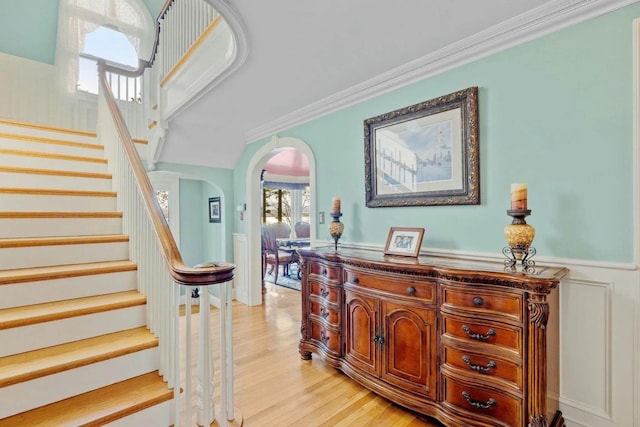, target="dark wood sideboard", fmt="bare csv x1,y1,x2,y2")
297,247,568,427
